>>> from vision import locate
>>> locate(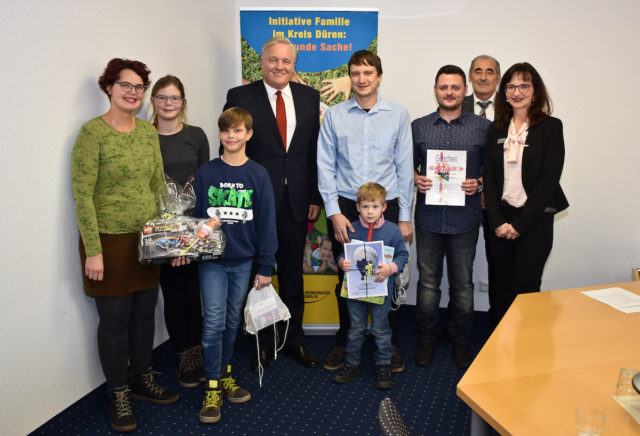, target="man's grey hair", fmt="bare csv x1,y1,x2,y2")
469,55,501,77
261,36,298,63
